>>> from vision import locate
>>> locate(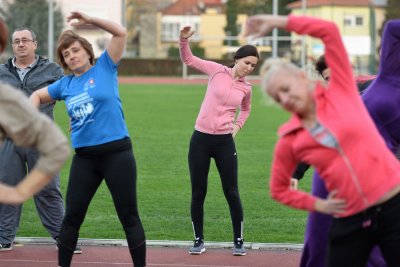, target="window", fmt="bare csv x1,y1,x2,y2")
161,22,200,42
162,23,180,41
344,15,364,27
355,16,363,26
